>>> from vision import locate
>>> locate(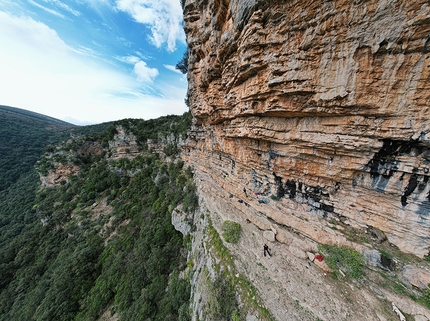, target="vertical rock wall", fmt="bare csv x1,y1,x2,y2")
183,0,430,257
